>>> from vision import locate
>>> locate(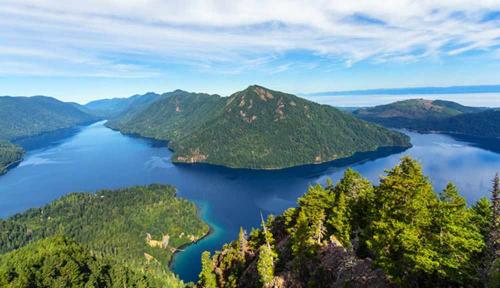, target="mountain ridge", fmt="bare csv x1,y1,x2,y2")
108,85,411,169
352,99,499,138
